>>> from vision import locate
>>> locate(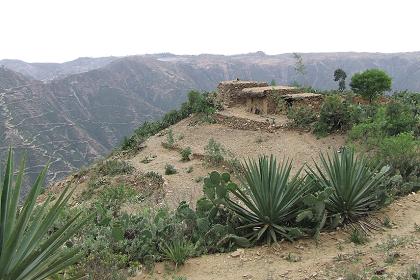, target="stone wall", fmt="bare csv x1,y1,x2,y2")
217,80,268,107
282,93,324,111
